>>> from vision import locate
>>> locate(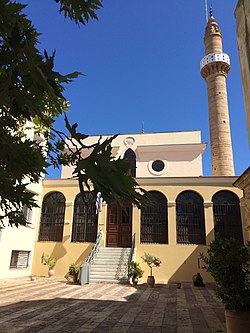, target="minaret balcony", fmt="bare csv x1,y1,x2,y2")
200,52,230,70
